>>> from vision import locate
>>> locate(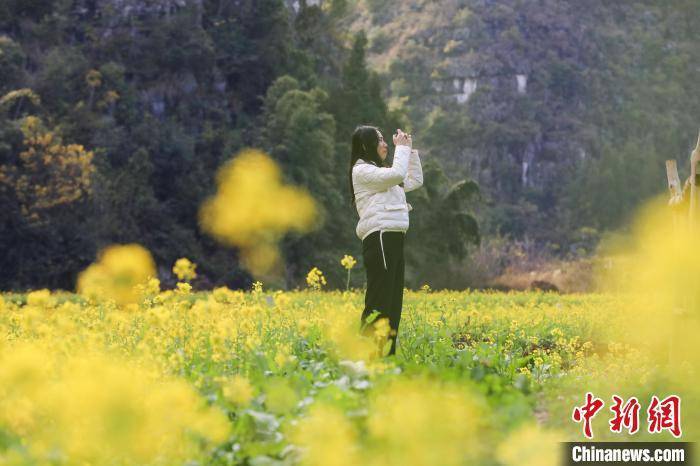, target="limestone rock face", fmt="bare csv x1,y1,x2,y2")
343,0,604,198
286,0,322,14
97,0,192,18
72,0,202,22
